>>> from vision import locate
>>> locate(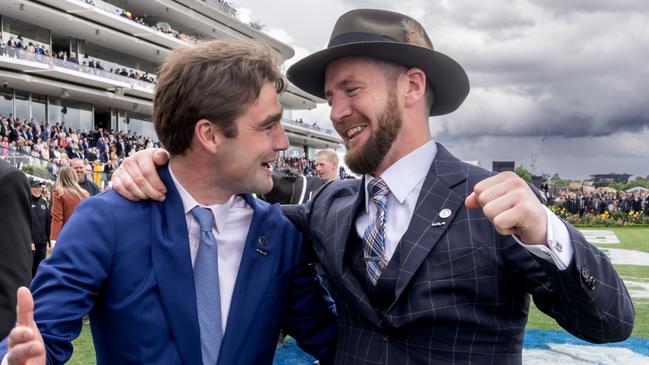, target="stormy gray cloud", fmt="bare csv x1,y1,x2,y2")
236,0,649,179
